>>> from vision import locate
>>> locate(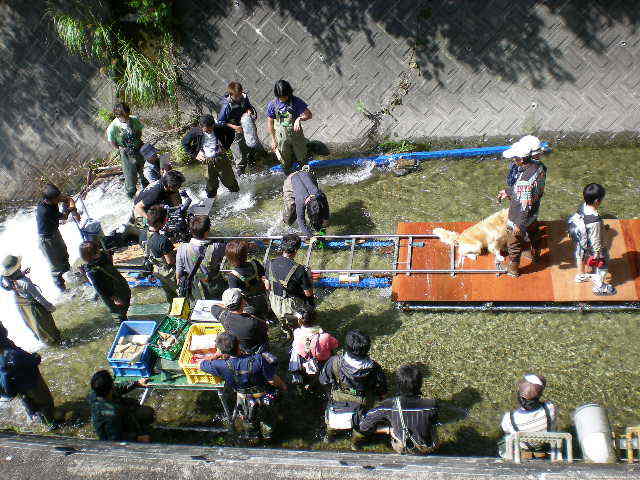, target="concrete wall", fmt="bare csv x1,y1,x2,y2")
2,0,640,202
